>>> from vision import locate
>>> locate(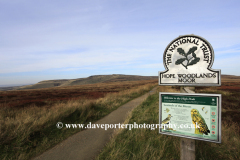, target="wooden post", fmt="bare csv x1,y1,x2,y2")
180,87,195,160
